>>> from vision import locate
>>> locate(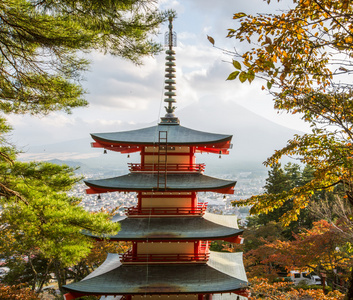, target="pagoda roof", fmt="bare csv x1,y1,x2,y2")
85,213,243,241
91,124,232,147
63,252,248,296
85,173,236,194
